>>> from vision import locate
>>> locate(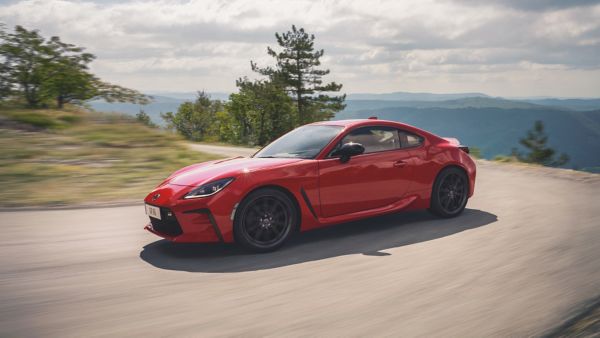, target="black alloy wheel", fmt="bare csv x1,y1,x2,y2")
234,188,297,252
430,167,469,218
